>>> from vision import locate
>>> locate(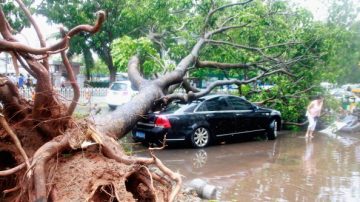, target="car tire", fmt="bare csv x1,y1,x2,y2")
267,119,278,140
191,127,211,148
108,105,117,110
